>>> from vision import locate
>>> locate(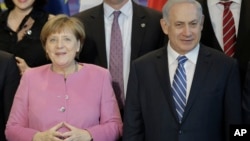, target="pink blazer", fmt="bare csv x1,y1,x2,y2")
5,63,122,141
